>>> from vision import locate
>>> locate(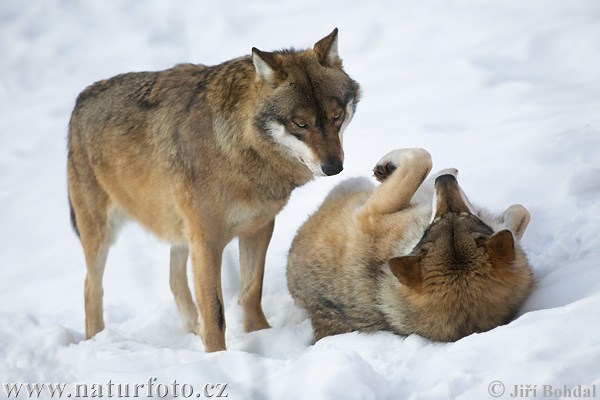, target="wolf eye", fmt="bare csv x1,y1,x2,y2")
333,112,342,120
295,122,307,128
